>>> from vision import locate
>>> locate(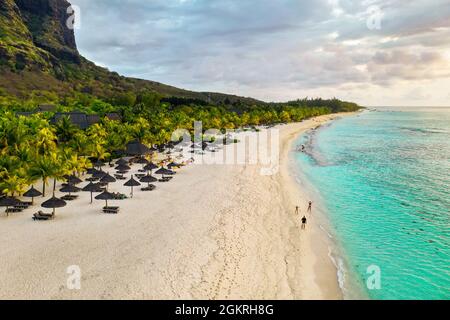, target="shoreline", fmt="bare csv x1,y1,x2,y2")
275,113,357,300
0,113,355,300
